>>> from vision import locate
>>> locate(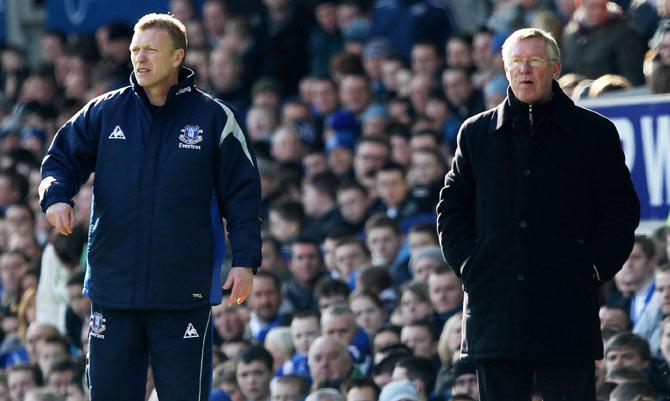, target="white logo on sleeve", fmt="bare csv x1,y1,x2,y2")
108,125,126,140
183,323,199,338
